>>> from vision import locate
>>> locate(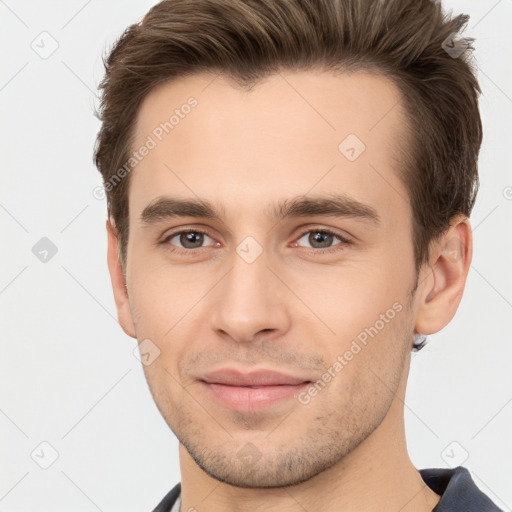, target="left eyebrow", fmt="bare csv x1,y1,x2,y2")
267,193,381,225
139,193,381,227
